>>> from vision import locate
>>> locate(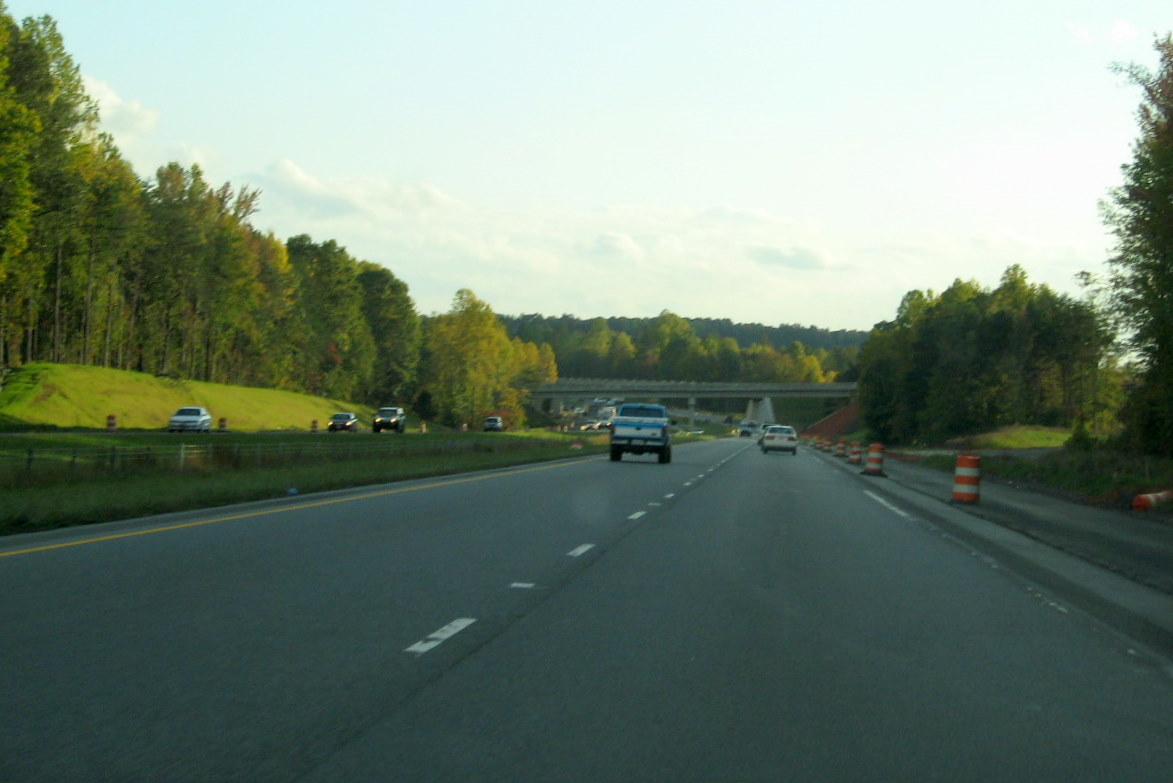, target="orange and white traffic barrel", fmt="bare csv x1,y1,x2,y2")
311,419,319,434
848,442,862,465
951,453,981,504
106,414,117,432
862,443,885,476
834,439,847,458
1132,490,1173,511
218,417,228,432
